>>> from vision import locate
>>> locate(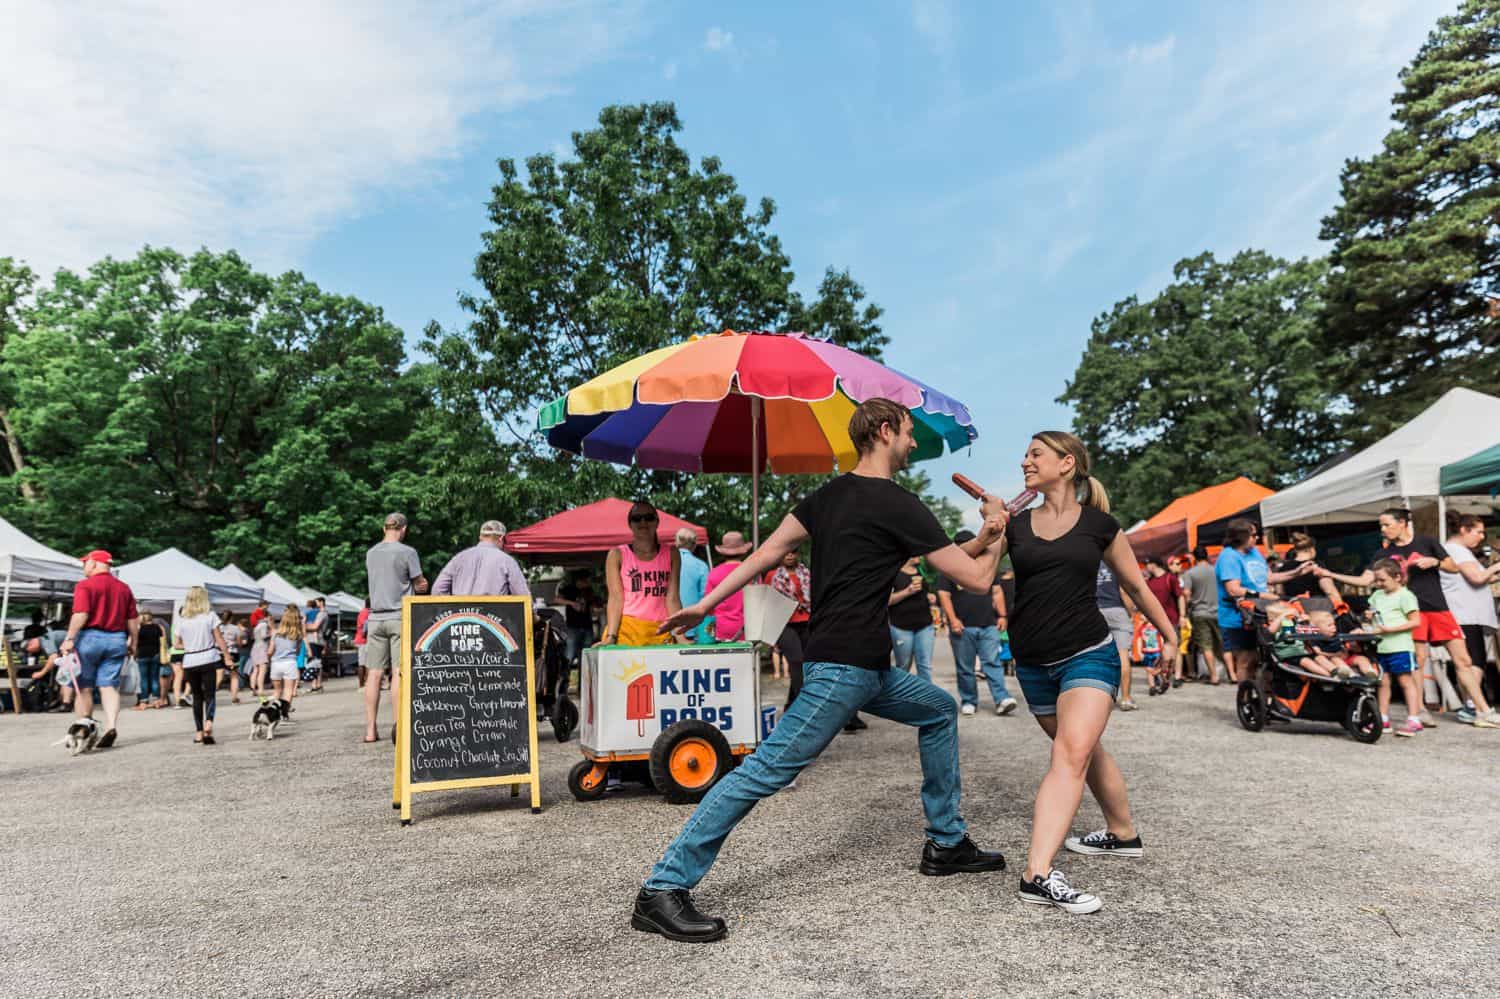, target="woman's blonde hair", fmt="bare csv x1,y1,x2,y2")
181,586,212,619
275,606,305,640
1032,431,1111,513
1289,531,1315,554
